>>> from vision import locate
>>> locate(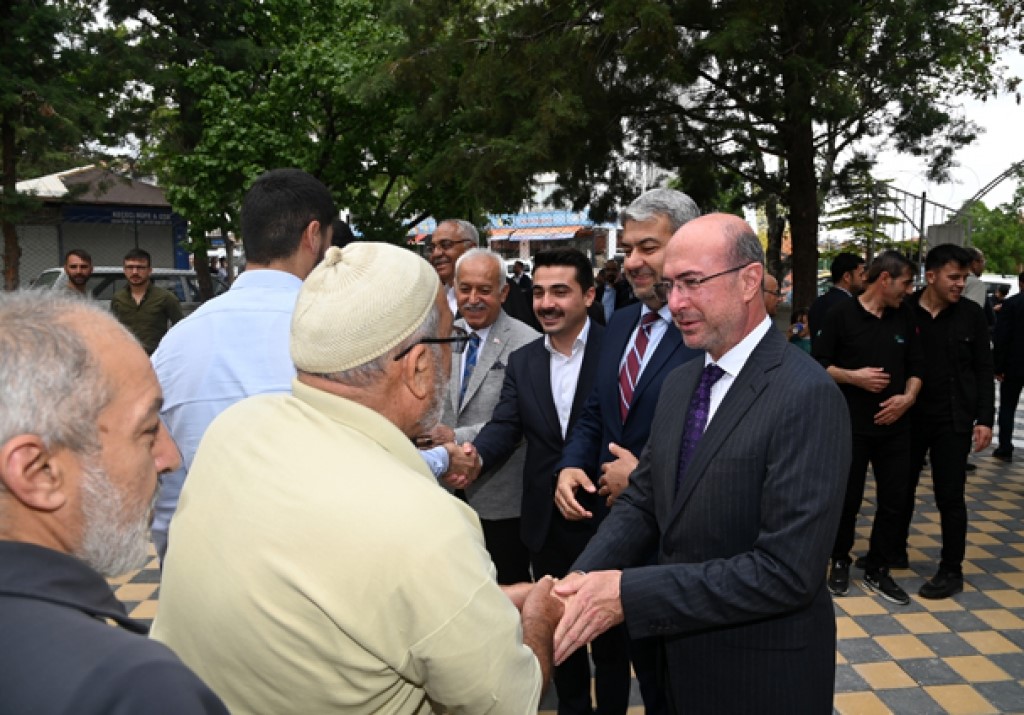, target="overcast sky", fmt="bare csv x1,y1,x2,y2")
874,49,1024,212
